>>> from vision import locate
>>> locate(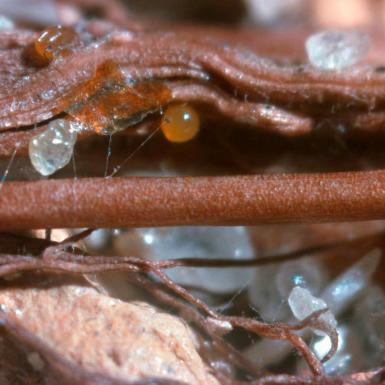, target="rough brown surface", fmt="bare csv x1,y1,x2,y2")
0,281,218,385
0,171,384,230
0,1,384,384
